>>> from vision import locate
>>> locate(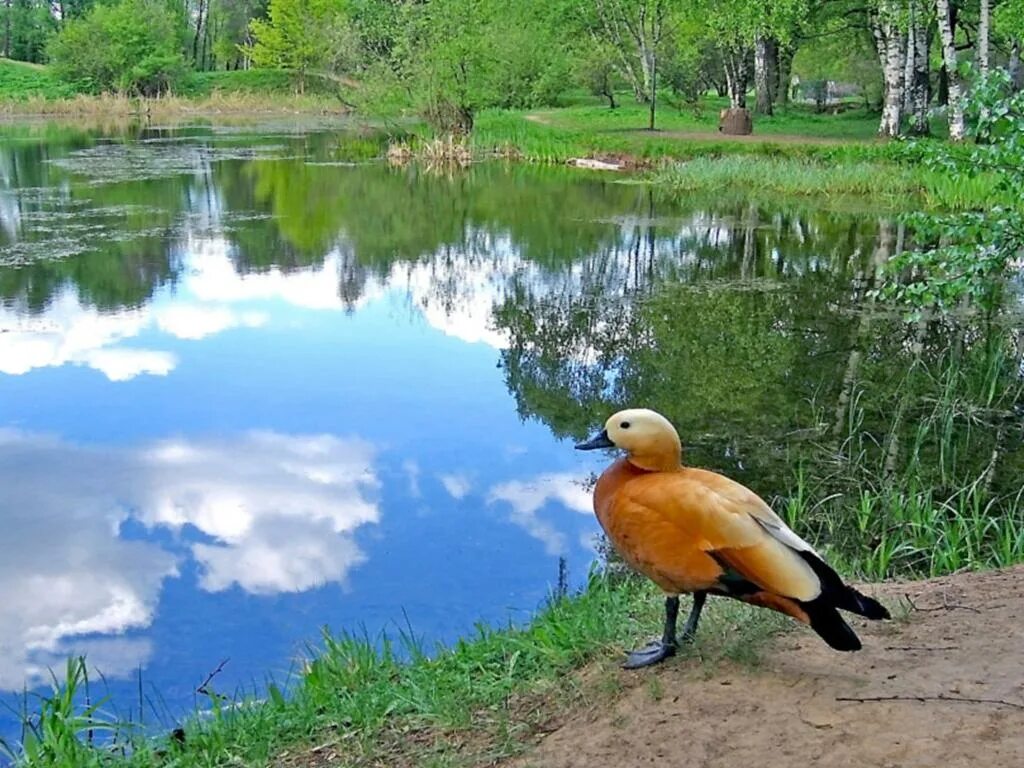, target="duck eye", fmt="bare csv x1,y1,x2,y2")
620,421,631,429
